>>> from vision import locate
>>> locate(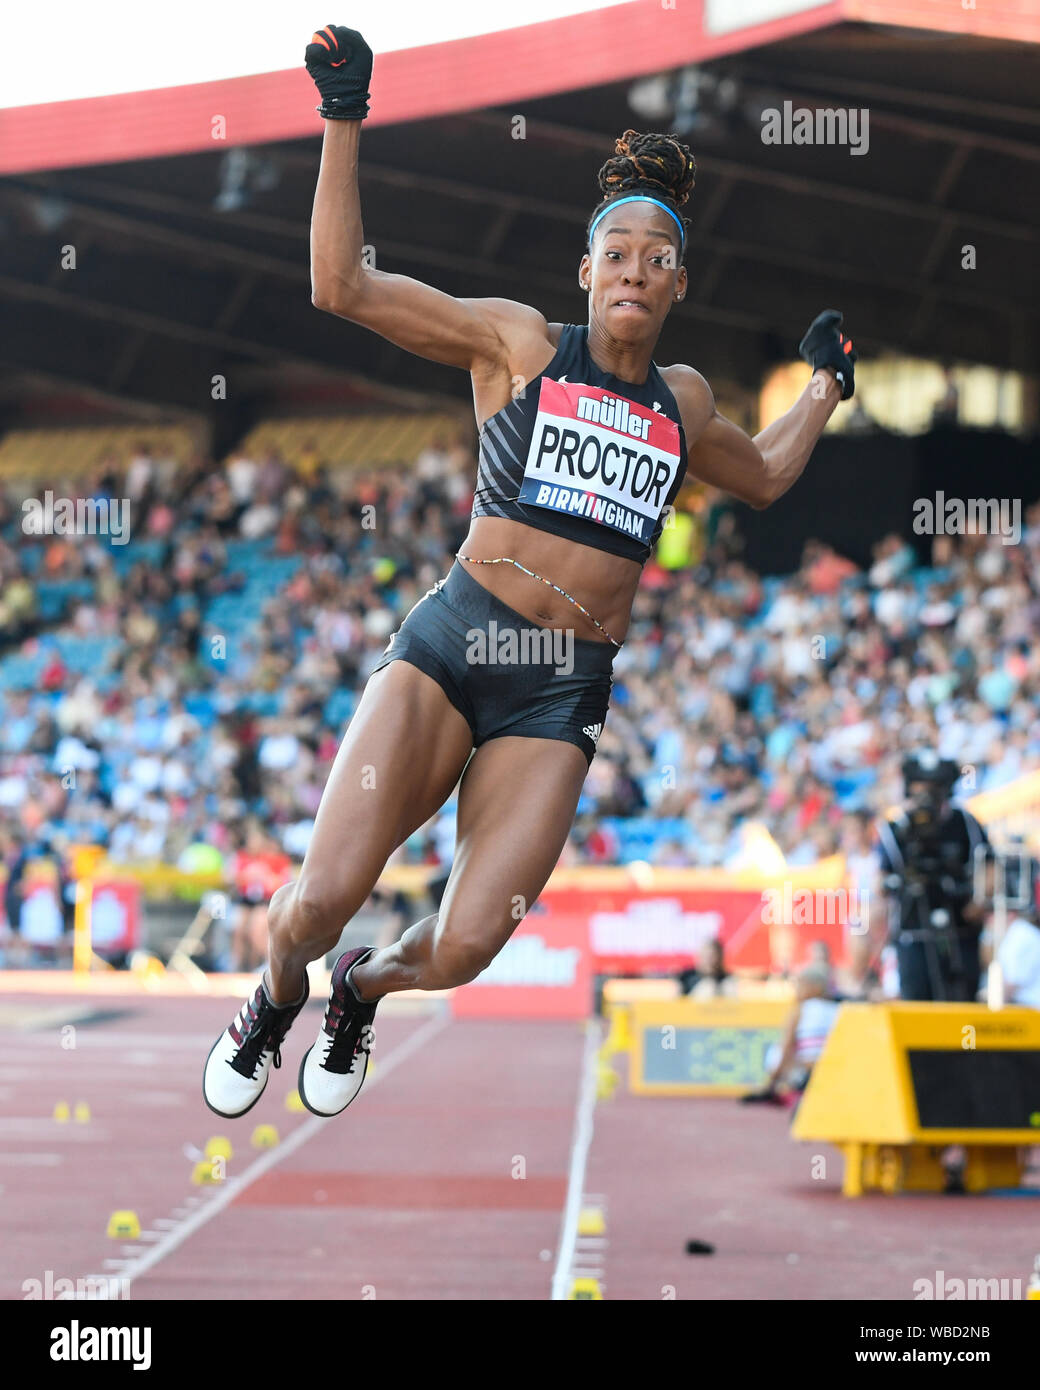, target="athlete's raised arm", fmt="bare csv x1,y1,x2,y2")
306,25,546,373
676,310,856,510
